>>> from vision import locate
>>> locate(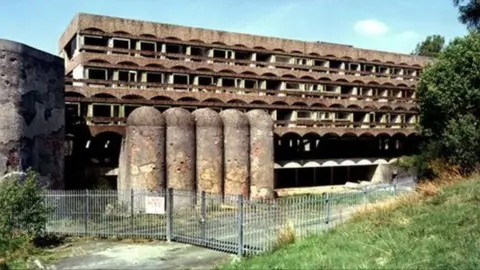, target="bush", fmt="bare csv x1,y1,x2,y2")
0,169,52,241
416,31,480,176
